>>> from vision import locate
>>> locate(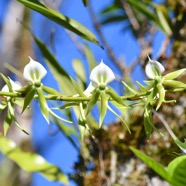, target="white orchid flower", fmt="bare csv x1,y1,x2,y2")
145,55,165,79
23,57,47,84
1,78,22,92
84,60,115,96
